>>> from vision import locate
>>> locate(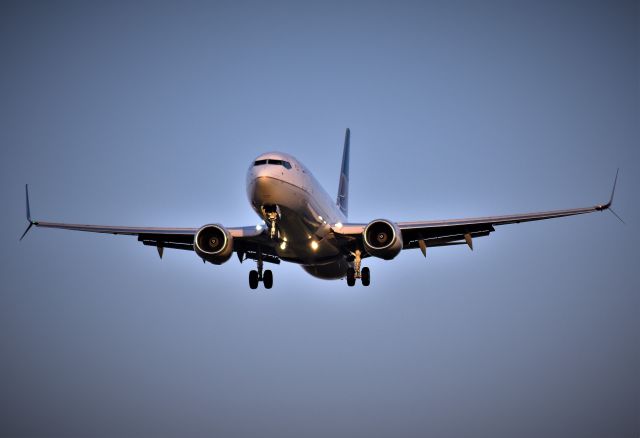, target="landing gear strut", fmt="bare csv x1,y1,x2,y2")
346,249,370,287
249,246,273,290
261,205,280,240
